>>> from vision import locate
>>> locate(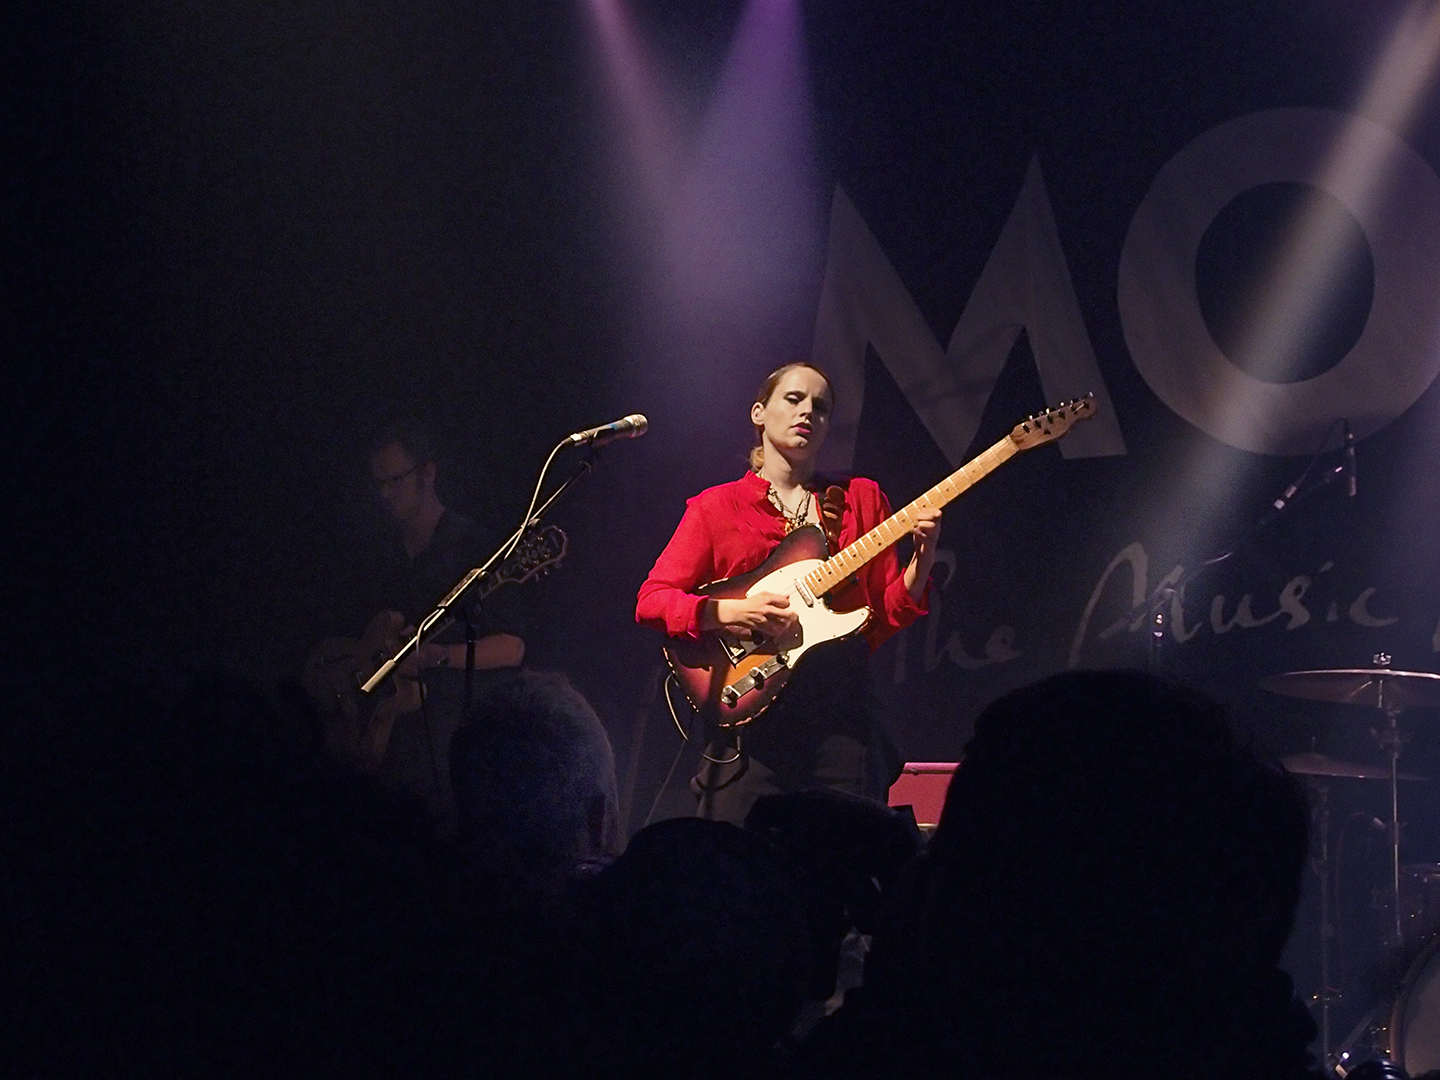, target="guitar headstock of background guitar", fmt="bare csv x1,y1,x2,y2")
1008,394,1096,450
495,524,569,587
